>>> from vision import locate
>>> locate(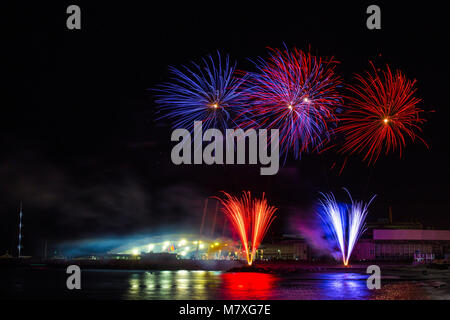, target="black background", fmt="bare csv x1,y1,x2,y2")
2,1,449,256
